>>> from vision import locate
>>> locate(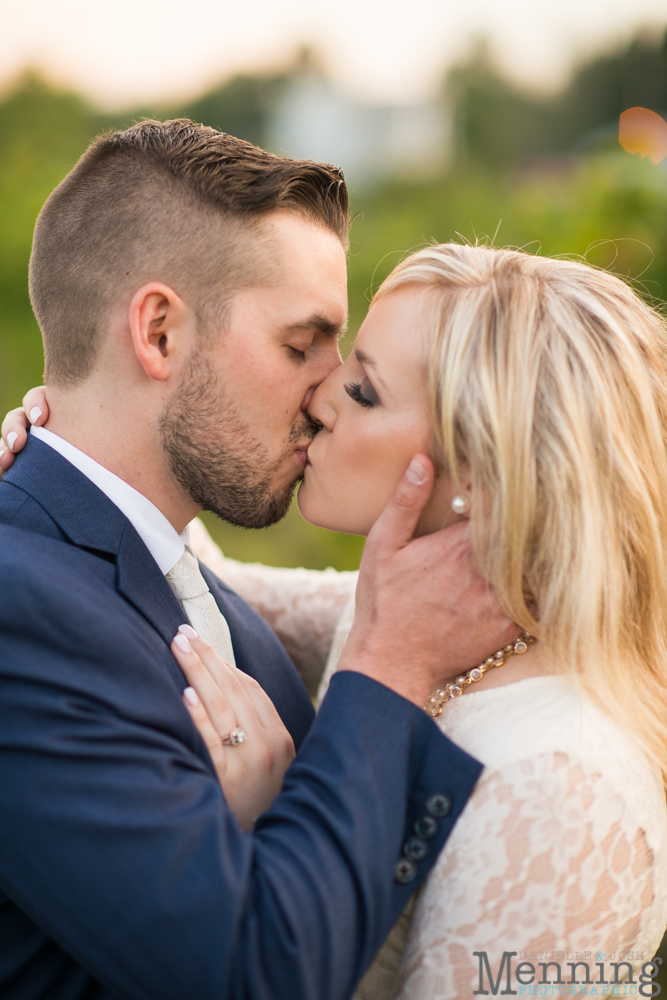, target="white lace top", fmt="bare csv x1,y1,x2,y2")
189,518,667,1000
356,677,667,1000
